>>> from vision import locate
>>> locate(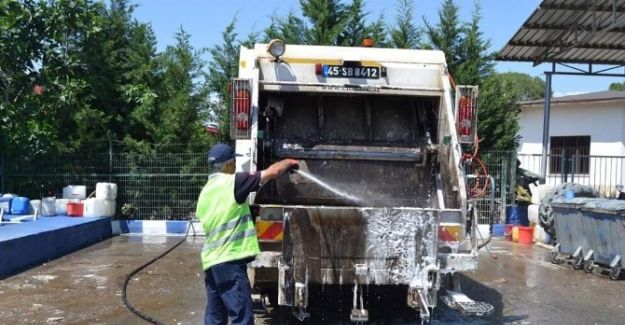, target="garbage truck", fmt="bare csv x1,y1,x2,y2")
230,39,492,322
